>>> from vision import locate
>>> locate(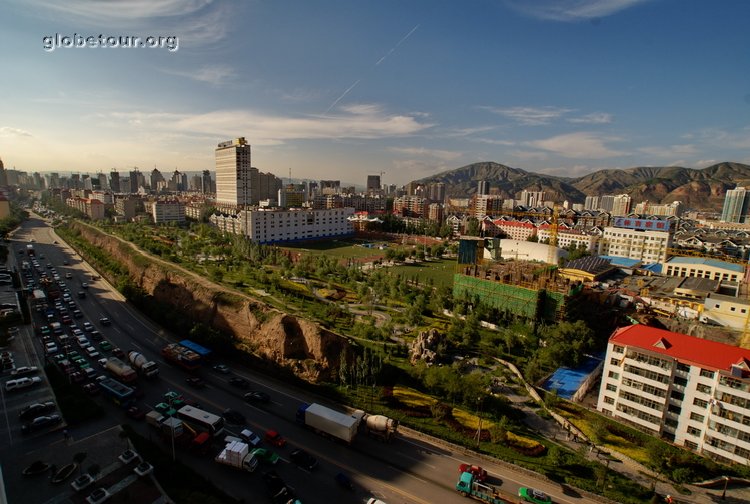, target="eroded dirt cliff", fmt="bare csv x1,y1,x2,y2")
71,222,347,382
